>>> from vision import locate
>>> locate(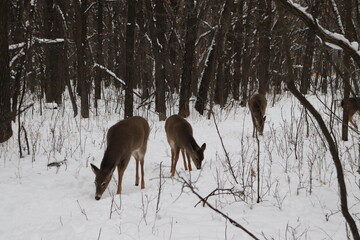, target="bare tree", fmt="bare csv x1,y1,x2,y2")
178,0,197,118
0,0,13,143
274,1,360,239
124,0,135,119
